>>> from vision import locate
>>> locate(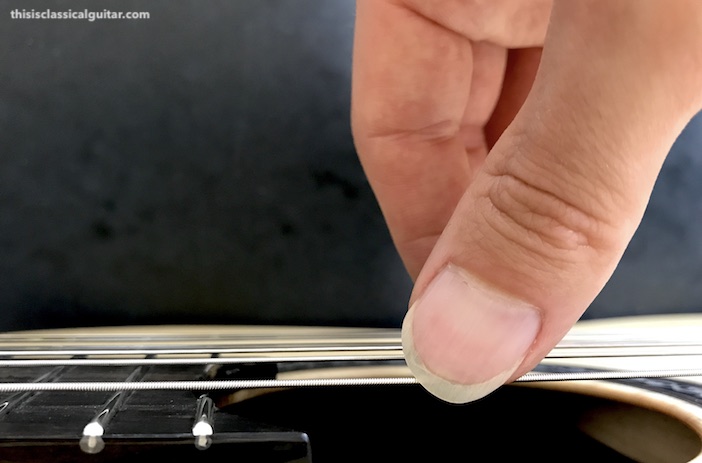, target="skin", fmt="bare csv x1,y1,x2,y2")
352,0,702,400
